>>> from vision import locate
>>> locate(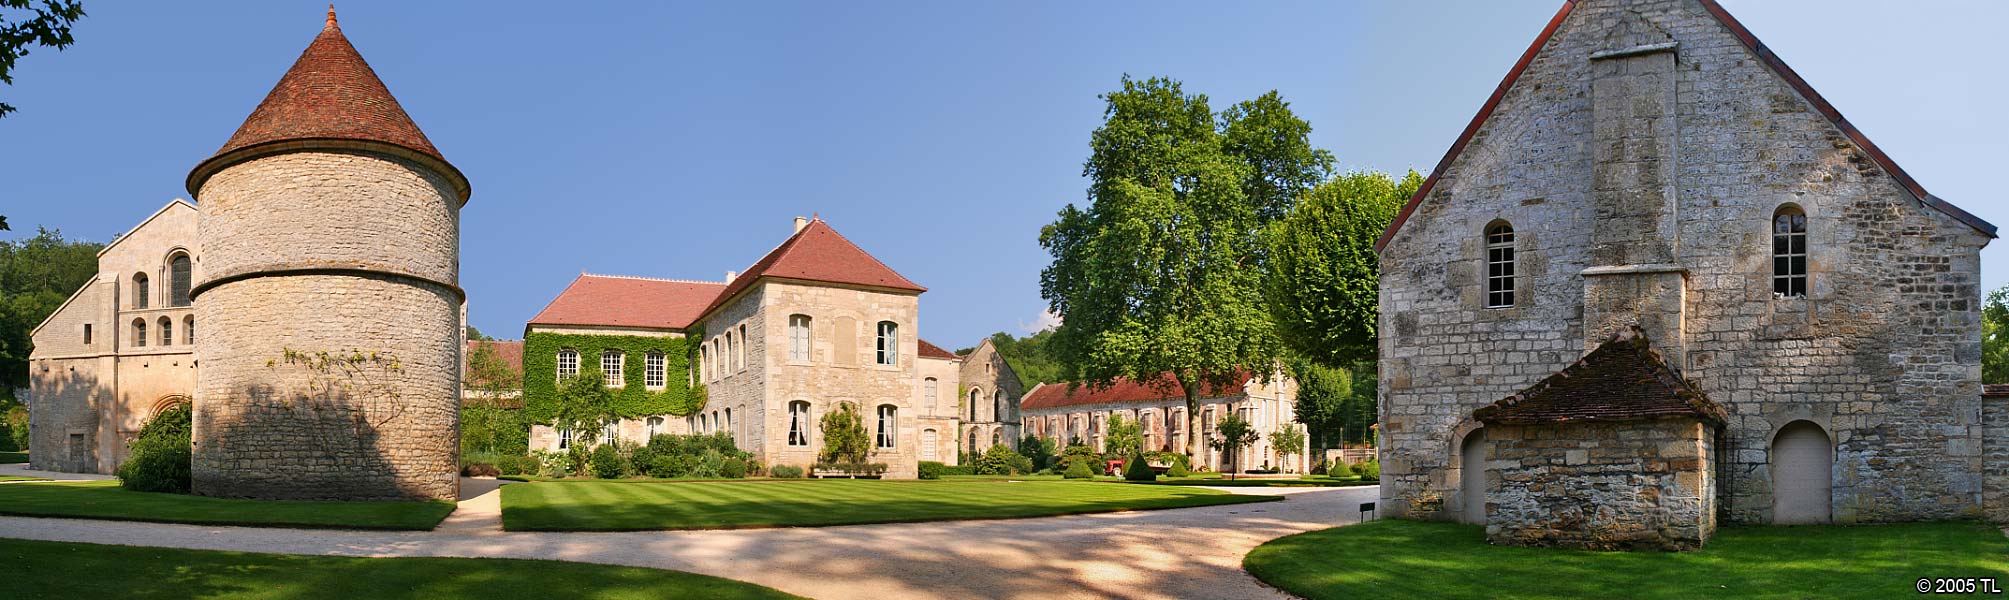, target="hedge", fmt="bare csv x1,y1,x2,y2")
522,331,707,423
